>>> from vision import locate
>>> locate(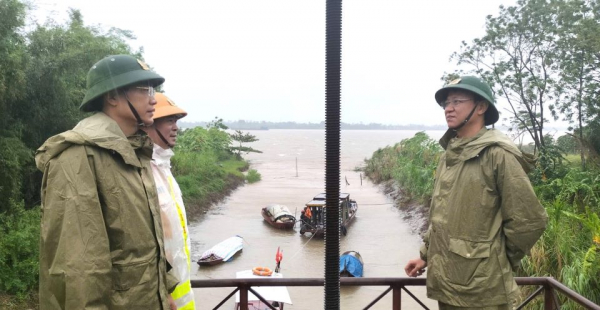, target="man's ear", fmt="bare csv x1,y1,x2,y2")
105,90,119,107
478,101,489,116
